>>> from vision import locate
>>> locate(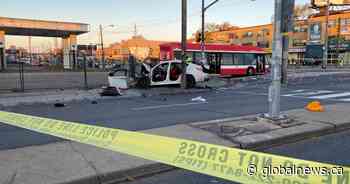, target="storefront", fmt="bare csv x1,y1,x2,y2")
328,39,350,65
289,47,306,64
